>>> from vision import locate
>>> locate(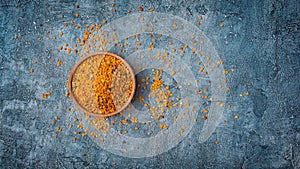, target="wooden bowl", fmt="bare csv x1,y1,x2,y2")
68,51,136,117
